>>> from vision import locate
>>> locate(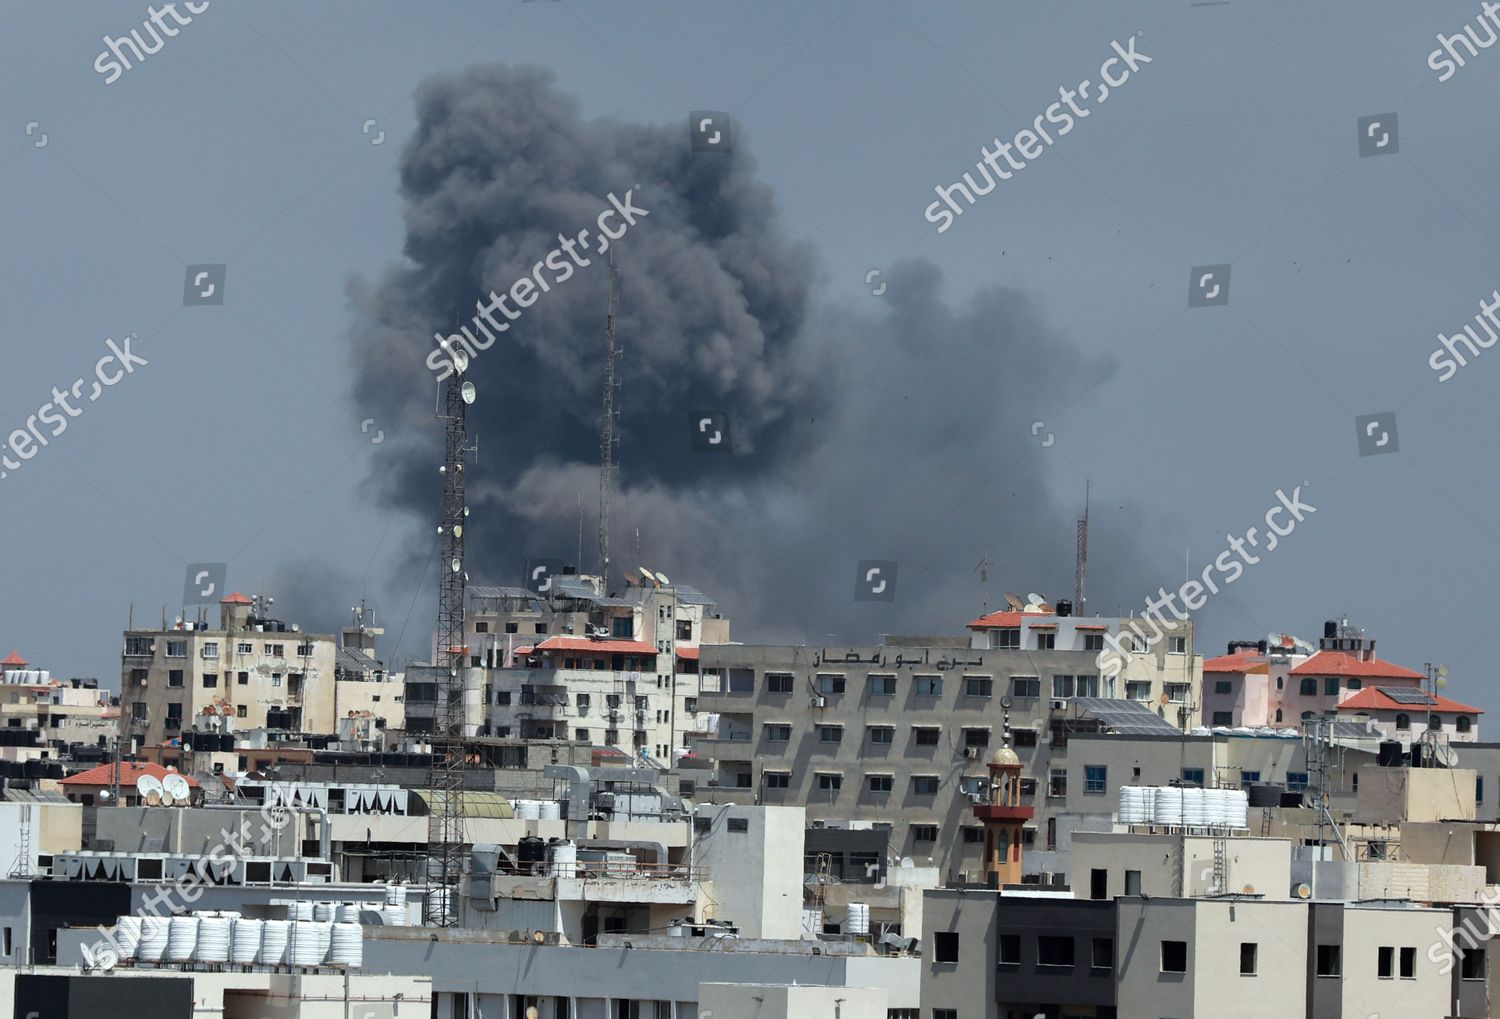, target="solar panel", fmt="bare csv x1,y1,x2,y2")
1377,686,1434,705
1072,698,1181,734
